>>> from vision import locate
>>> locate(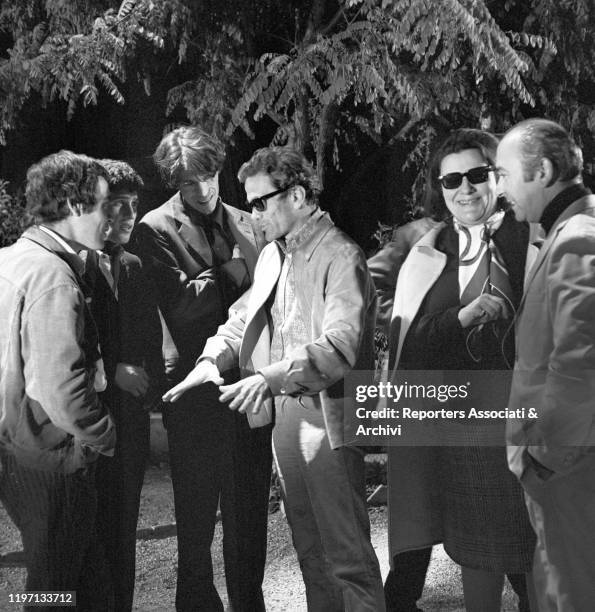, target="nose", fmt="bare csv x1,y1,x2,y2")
197,180,211,197
459,176,475,193
121,201,136,220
